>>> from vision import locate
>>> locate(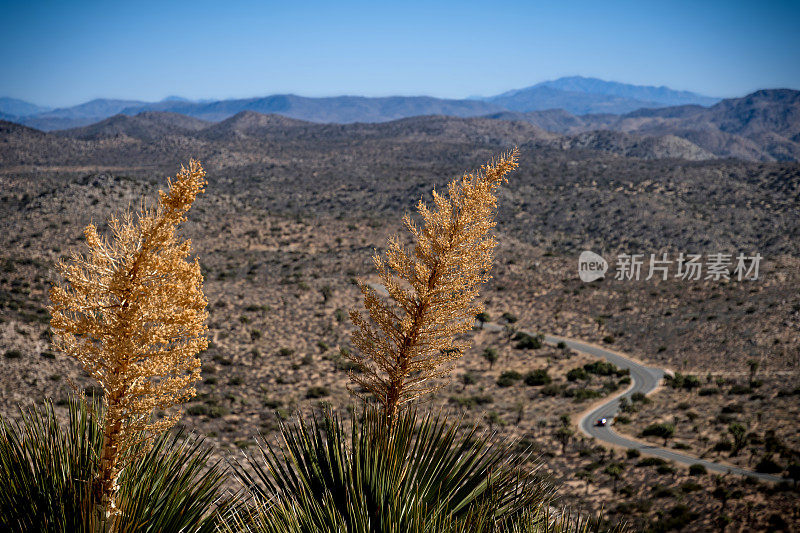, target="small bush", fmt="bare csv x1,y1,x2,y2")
449,394,493,408
584,360,618,376
524,369,551,386
187,404,209,416
636,457,667,467
306,386,330,399
568,388,602,401
566,367,589,381
3,349,22,359
496,370,523,388
680,481,703,493
501,312,518,323
755,456,783,474
688,464,707,476
513,332,542,350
